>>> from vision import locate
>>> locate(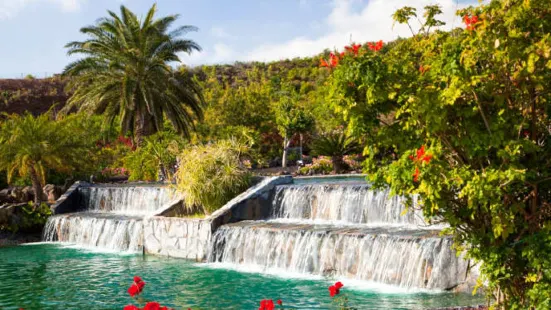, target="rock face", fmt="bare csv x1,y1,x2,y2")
22,186,35,202
43,184,62,203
